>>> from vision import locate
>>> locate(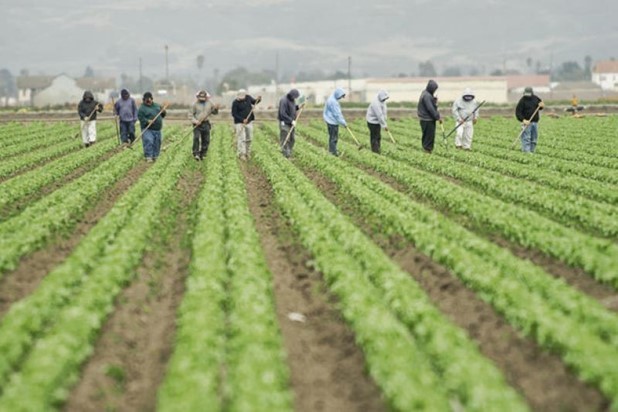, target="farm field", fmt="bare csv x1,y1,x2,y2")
0,115,617,411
